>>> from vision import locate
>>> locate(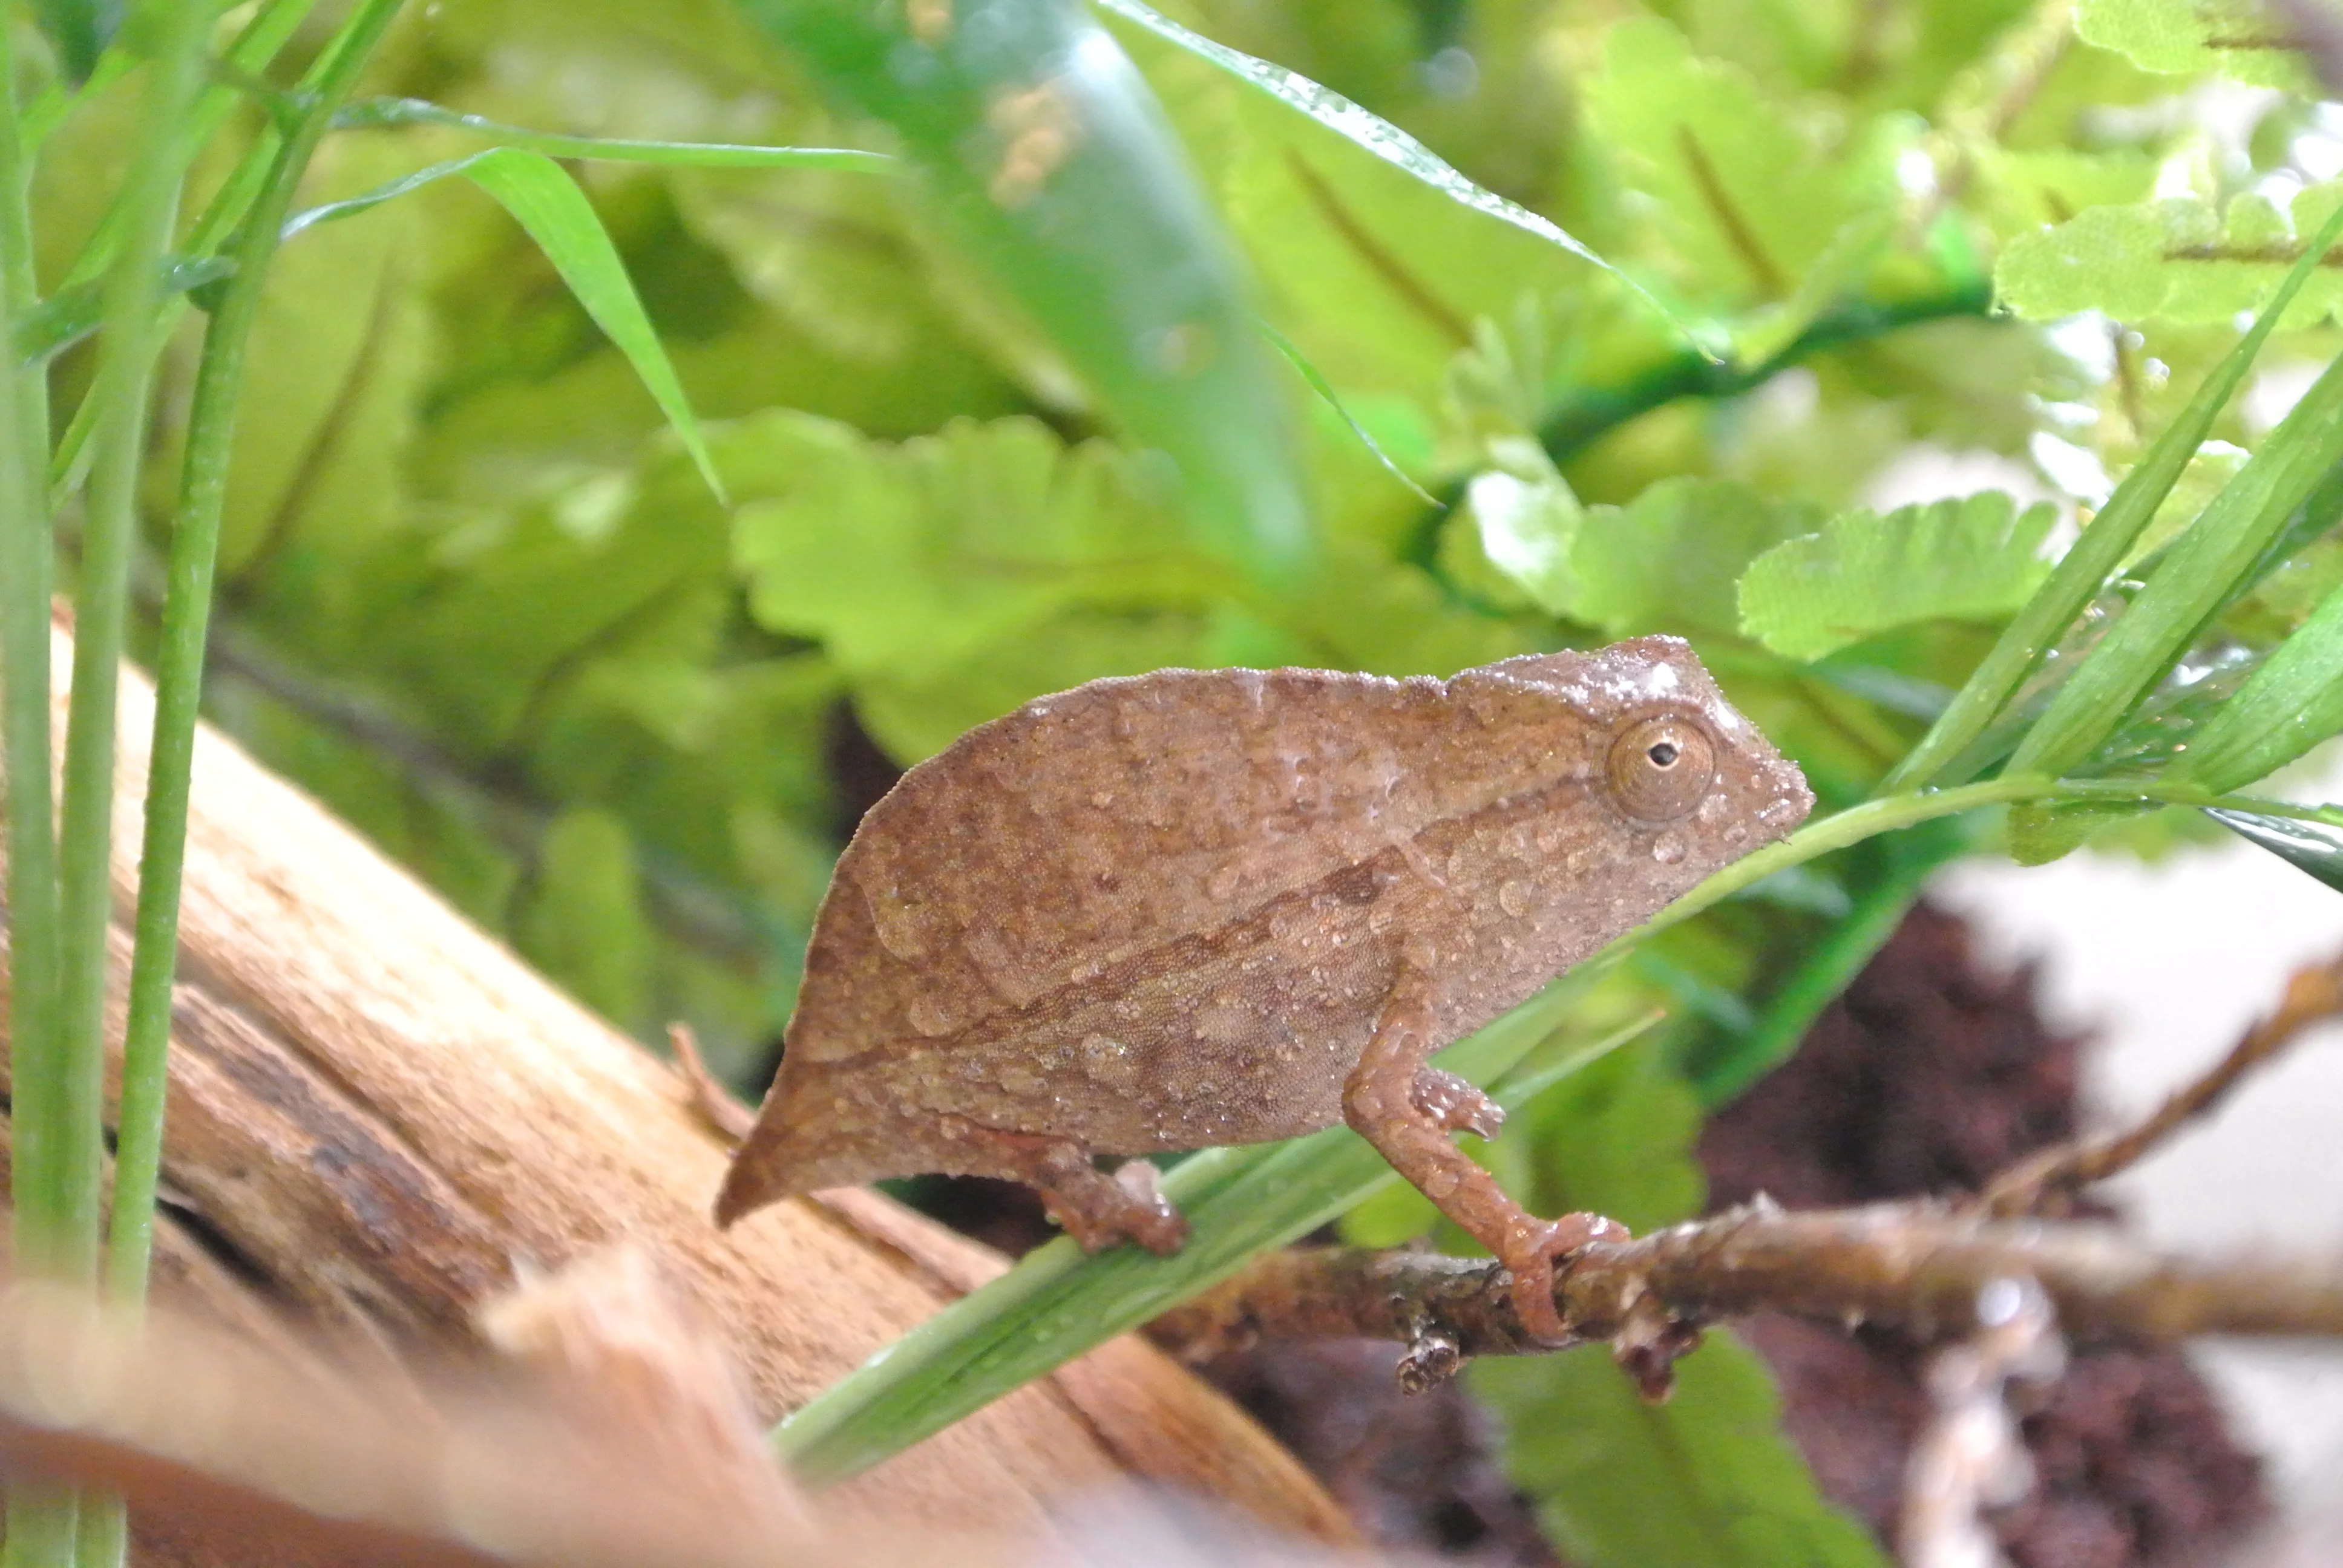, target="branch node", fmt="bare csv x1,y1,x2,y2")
1394,1318,1463,1395
1610,1293,1702,1402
